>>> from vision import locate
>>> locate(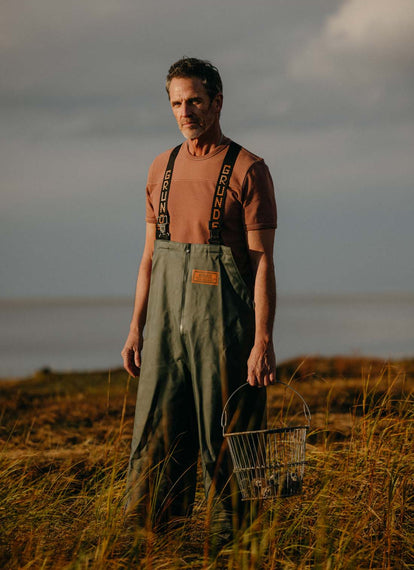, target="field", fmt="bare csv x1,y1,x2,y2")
0,356,413,569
